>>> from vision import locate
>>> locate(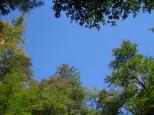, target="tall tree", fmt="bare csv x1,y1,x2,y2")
105,41,154,114
38,64,87,115
0,16,35,115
